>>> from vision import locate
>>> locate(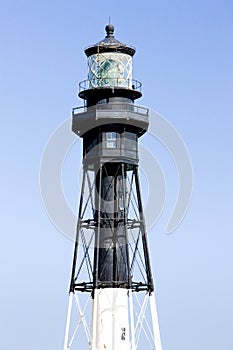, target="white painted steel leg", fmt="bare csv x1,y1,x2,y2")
91,290,97,350
63,292,74,350
135,294,149,348
129,290,136,350
74,293,91,344
150,292,163,350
